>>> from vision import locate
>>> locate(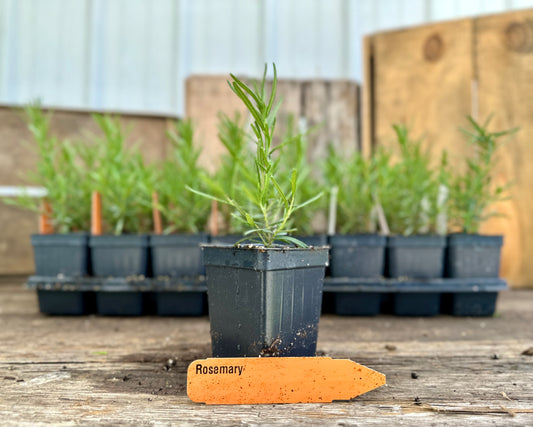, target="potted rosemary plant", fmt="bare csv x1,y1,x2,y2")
447,116,517,279
149,119,211,316
383,125,447,280
150,119,210,278
1,104,92,279
1,104,93,314
191,65,328,357
323,145,389,279
88,114,153,279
